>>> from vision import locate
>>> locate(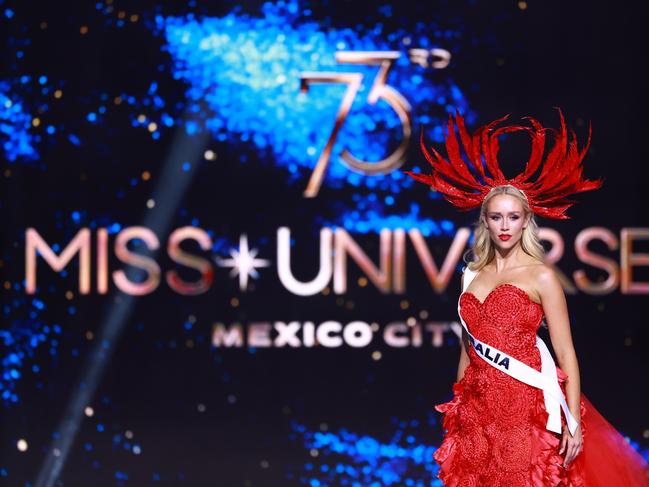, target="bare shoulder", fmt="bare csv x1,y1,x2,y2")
530,263,562,292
